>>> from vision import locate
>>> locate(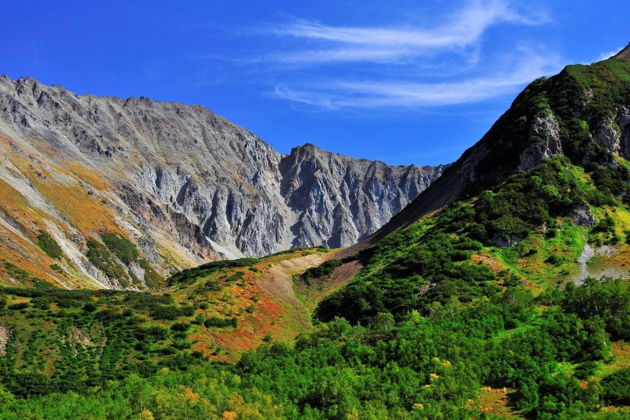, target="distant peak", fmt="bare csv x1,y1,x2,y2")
613,42,630,61
16,76,38,85
290,143,323,155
